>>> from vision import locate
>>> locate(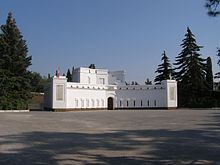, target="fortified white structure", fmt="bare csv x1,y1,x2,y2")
44,67,177,111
